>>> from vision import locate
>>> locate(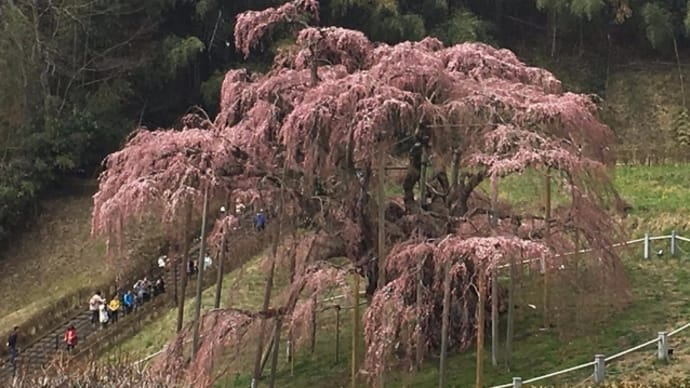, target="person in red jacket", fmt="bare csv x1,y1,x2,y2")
64,325,78,351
